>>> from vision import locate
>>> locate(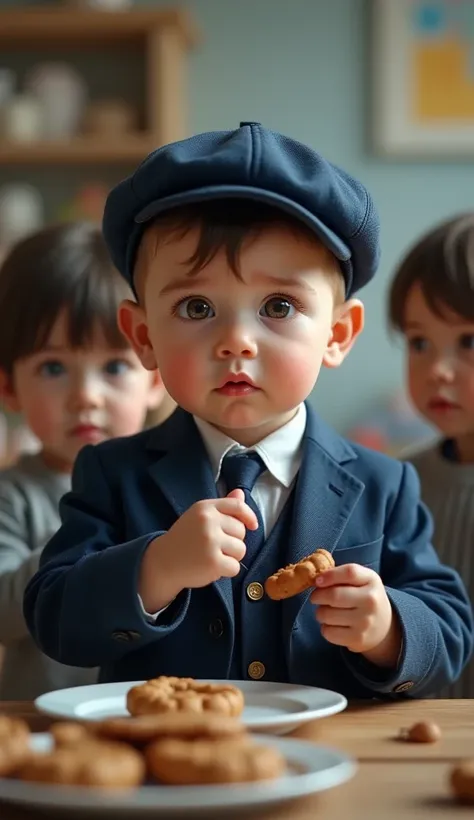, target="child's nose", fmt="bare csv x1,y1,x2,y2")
214,324,258,359
67,376,103,409
430,355,455,383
